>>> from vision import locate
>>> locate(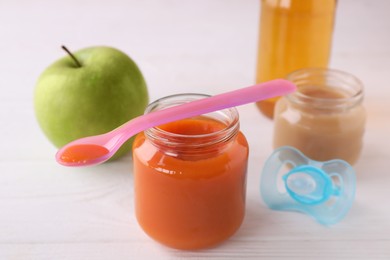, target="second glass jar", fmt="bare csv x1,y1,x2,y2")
273,68,366,165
